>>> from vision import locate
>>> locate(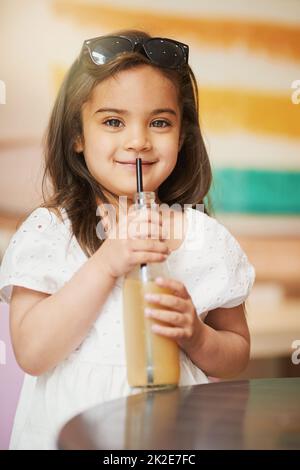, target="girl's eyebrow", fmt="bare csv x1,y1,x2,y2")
94,107,177,116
